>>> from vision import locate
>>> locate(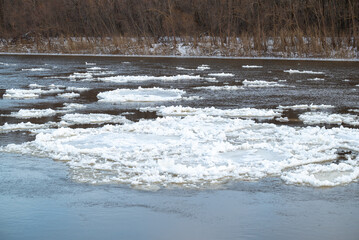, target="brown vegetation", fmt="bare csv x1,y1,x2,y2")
0,0,358,58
